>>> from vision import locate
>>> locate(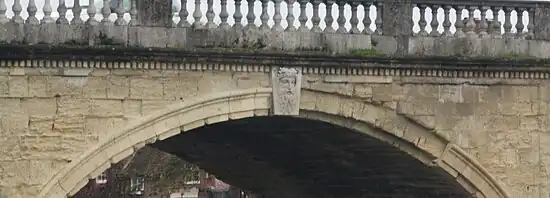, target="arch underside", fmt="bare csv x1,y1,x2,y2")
37,88,509,198
153,115,471,198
